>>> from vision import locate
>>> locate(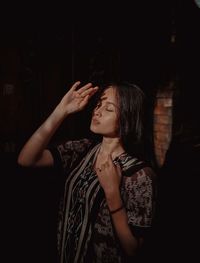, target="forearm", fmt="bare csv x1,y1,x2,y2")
18,81,98,167
106,192,139,257
18,105,67,166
